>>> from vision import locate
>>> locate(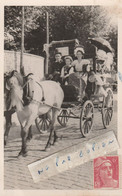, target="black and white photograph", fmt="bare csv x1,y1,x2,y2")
2,1,122,194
